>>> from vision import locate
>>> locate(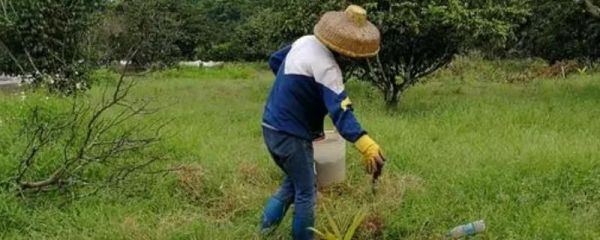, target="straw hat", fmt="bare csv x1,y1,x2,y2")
314,5,381,58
